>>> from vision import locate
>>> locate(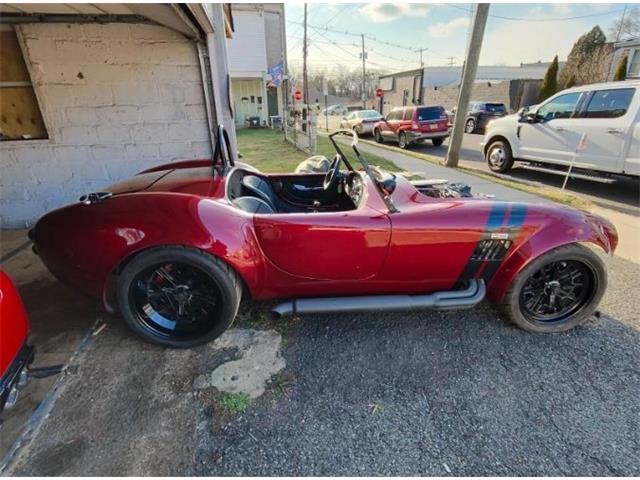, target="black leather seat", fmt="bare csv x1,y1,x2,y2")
232,196,274,214
242,175,279,211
